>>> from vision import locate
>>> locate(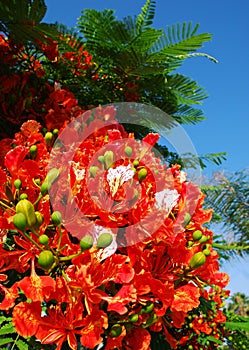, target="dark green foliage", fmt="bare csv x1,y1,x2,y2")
0,0,59,44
